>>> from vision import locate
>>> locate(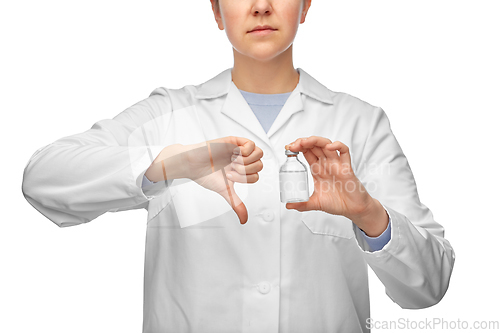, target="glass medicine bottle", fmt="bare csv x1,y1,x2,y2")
279,146,309,203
